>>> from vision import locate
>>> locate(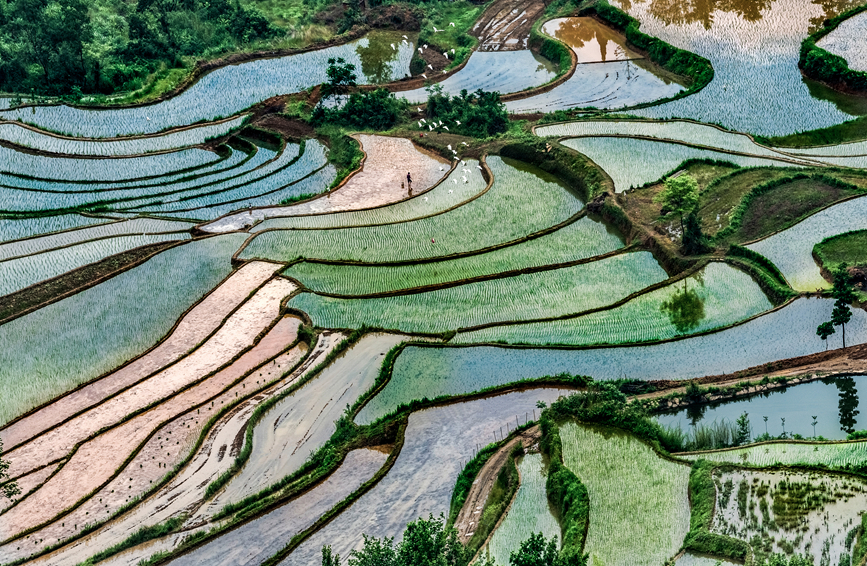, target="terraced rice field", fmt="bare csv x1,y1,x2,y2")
396,51,557,103
482,453,560,566
239,157,584,263
289,251,665,333
4,5,867,565
747,195,867,290
815,12,867,72
456,262,773,345
559,423,691,566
